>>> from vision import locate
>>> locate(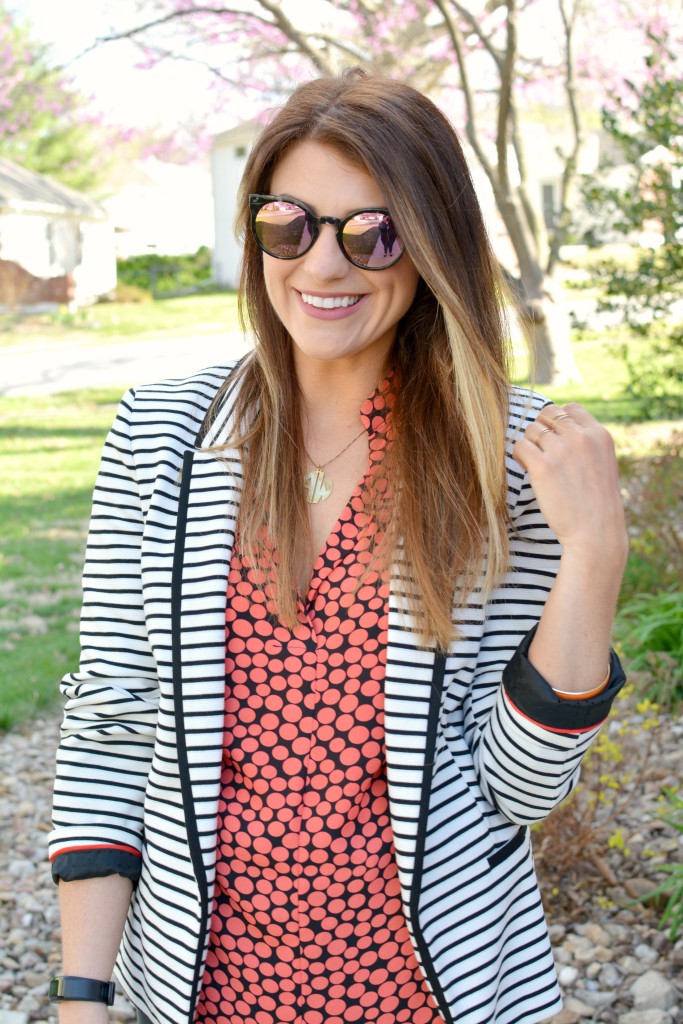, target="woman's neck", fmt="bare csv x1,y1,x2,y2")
295,350,392,429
